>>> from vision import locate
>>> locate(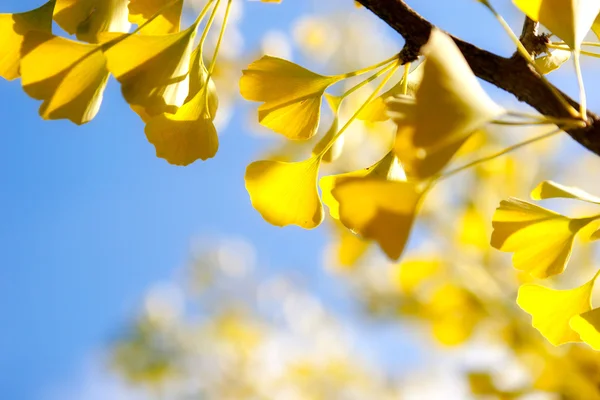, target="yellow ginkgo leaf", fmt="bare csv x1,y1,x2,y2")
128,0,183,34
593,14,600,39
458,205,490,250
531,180,600,204
320,151,406,220
312,94,344,163
0,0,55,81
145,44,219,165
54,0,131,43
491,198,595,278
239,55,341,140
570,307,600,350
517,272,600,346
513,0,600,49
245,157,324,229
534,49,571,74
329,220,370,269
358,63,424,122
414,29,504,148
20,30,109,125
332,178,421,260
393,124,471,180
103,21,198,118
